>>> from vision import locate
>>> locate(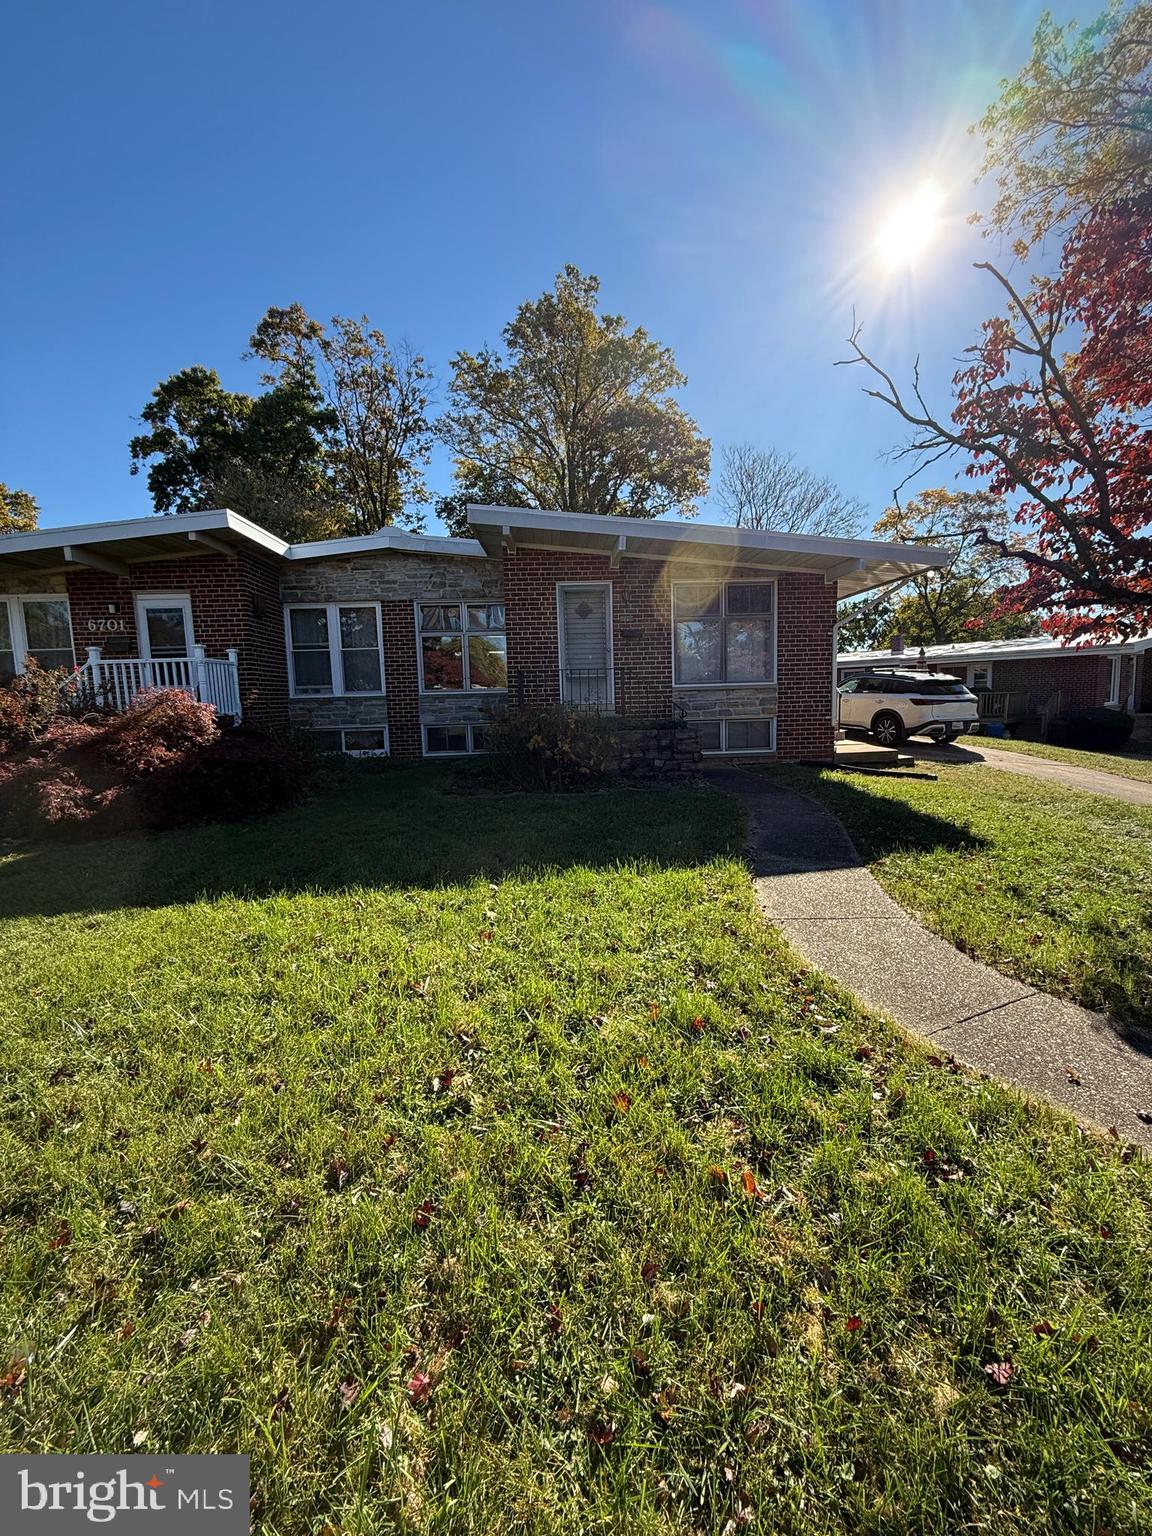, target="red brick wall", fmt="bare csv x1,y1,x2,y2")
990,653,1124,710
501,549,835,759
234,549,291,729
64,551,289,729
1135,652,1152,712
776,573,836,760
380,600,422,758
502,548,675,718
